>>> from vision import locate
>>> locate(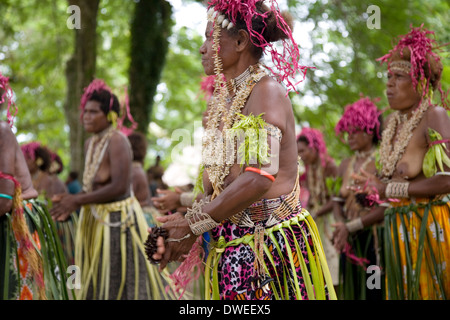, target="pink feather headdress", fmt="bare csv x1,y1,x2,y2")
79,79,138,134
20,141,42,161
377,24,448,109
79,79,114,120
0,72,18,128
297,127,329,168
335,96,382,141
207,0,311,93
